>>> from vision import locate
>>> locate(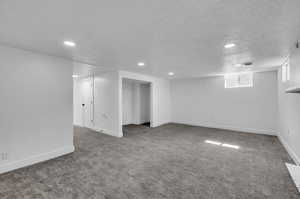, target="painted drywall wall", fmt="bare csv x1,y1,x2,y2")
73,79,82,126
94,72,119,136
170,71,278,135
122,79,151,125
140,83,151,124
118,71,171,136
73,71,120,137
122,80,134,125
277,48,300,165
0,45,74,174
132,83,141,125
